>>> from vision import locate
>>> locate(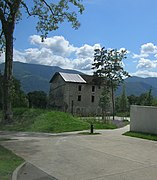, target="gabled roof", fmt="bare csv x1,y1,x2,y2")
50,72,86,83
50,72,104,85
60,72,86,83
